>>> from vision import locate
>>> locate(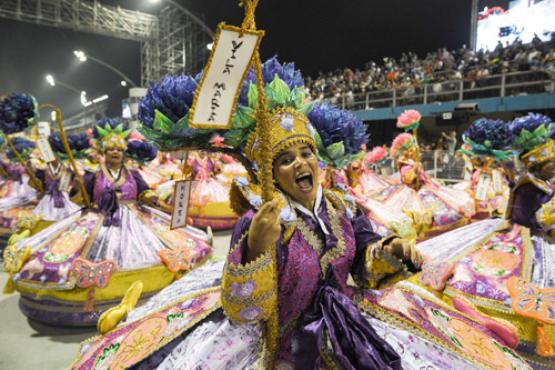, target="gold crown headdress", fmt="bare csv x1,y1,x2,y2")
95,123,131,151
520,139,555,168
245,107,316,172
